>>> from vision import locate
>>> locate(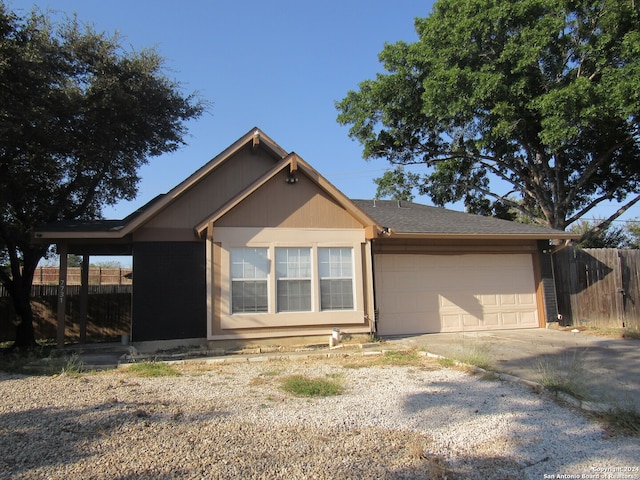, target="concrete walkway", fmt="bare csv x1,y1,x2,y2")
386,328,640,413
